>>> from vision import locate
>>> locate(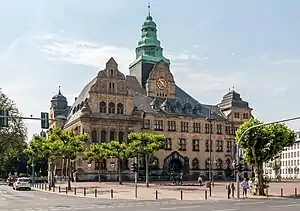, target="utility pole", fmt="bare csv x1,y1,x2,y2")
235,116,300,198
